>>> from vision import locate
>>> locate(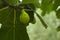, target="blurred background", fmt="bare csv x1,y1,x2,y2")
27,9,60,40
